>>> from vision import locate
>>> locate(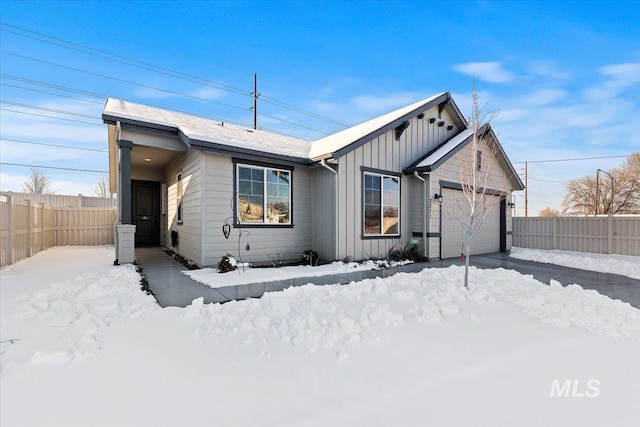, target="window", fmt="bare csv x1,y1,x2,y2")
176,171,183,224
363,172,400,236
477,150,482,171
237,164,291,225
